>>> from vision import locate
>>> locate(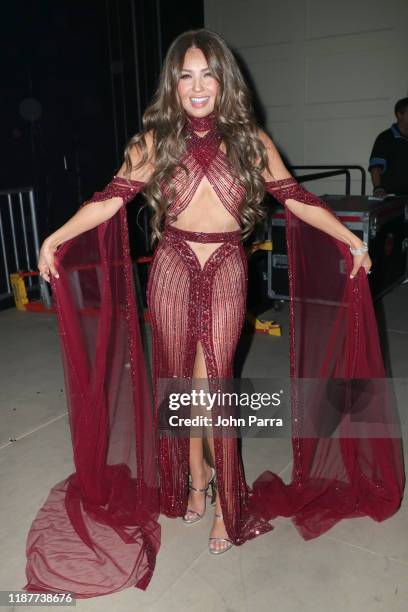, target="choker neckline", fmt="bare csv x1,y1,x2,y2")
185,111,217,132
